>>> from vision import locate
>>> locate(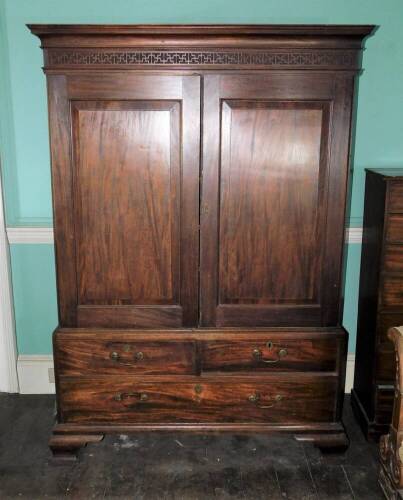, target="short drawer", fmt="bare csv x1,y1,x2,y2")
382,275,403,307
56,338,196,375
388,182,403,212
201,337,339,372
58,374,338,424
386,215,403,243
374,384,394,425
375,347,395,381
384,245,403,272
